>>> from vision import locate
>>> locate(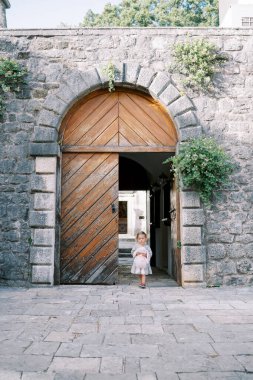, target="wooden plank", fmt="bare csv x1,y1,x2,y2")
63,93,118,145
61,202,117,264
62,153,93,185
119,103,162,146
77,103,118,145
62,145,176,153
119,118,147,146
71,237,118,284
119,133,132,147
62,181,117,241
119,93,176,146
127,92,178,142
61,153,111,203
91,118,118,146
61,213,118,282
62,154,117,217
63,93,111,140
